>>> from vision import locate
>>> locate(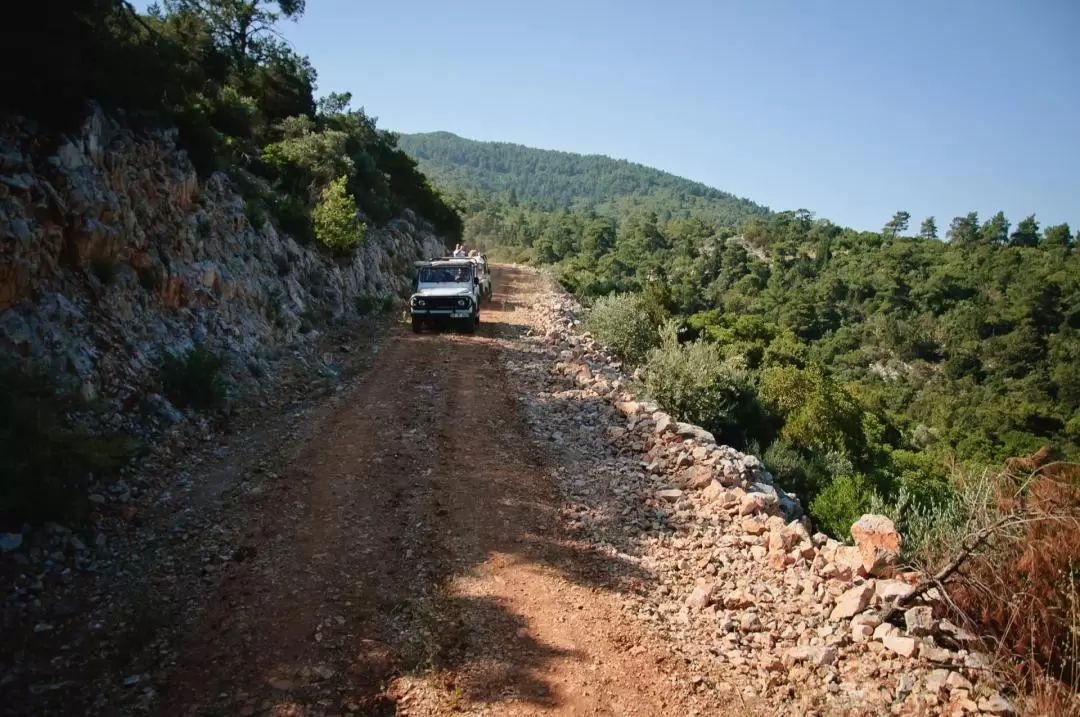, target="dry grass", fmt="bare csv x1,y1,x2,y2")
910,454,1080,715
